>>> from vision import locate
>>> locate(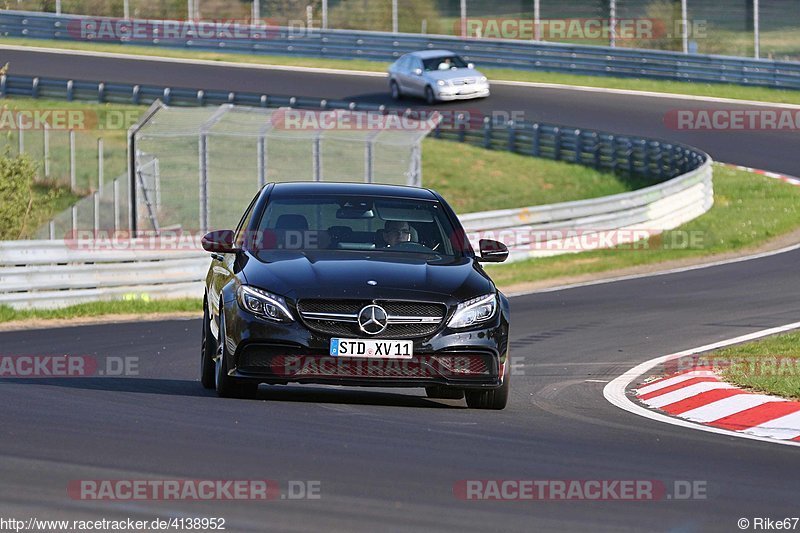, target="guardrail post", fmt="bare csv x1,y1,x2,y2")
98,82,105,103
49,220,55,240
71,205,77,235
66,80,74,102
17,121,24,155
553,127,561,161
483,117,492,148
458,116,467,143
574,129,582,164
627,142,635,176
591,133,601,168
163,88,171,105
531,124,540,157
0,75,6,97
32,77,39,98
69,130,76,191
609,136,617,173
132,85,141,105
507,121,517,152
